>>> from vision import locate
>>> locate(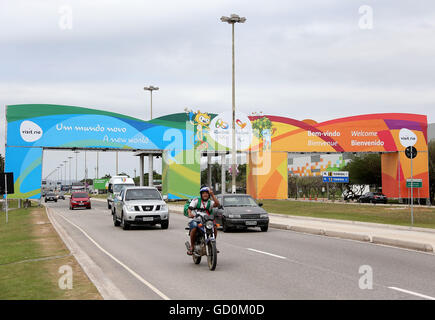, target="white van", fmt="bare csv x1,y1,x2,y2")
107,176,135,209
